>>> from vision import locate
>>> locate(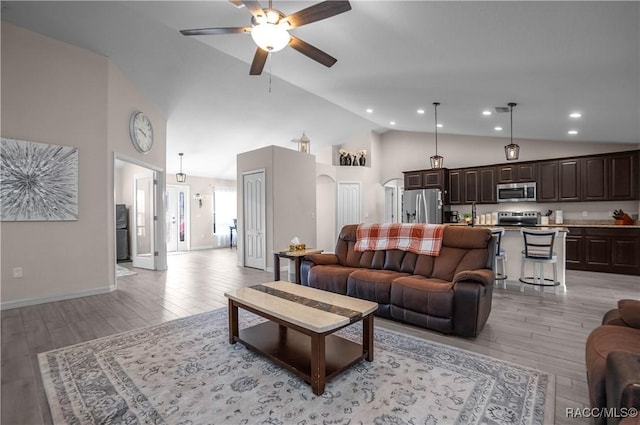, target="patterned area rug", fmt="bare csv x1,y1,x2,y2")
39,308,551,425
